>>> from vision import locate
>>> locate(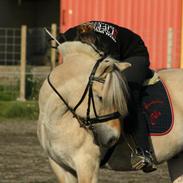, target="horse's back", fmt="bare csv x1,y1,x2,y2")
149,69,183,162
157,68,183,120
158,68,183,82
158,69,183,101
